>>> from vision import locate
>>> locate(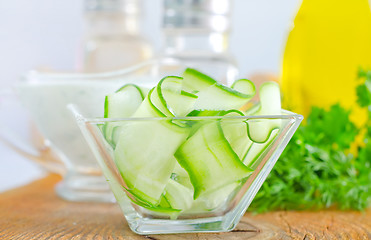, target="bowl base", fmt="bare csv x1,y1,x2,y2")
127,215,240,235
